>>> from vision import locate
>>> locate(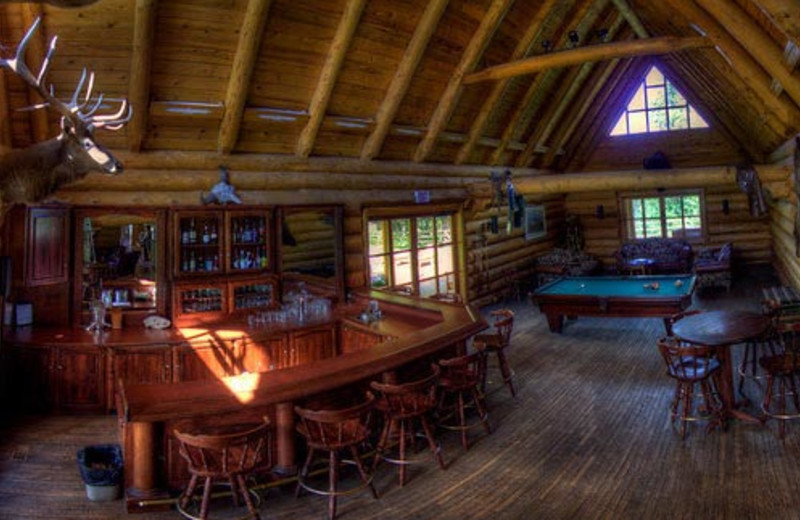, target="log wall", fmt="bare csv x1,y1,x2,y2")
768,138,800,290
